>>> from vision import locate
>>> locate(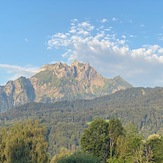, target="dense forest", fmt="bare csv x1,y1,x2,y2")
0,119,163,163
0,87,163,161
